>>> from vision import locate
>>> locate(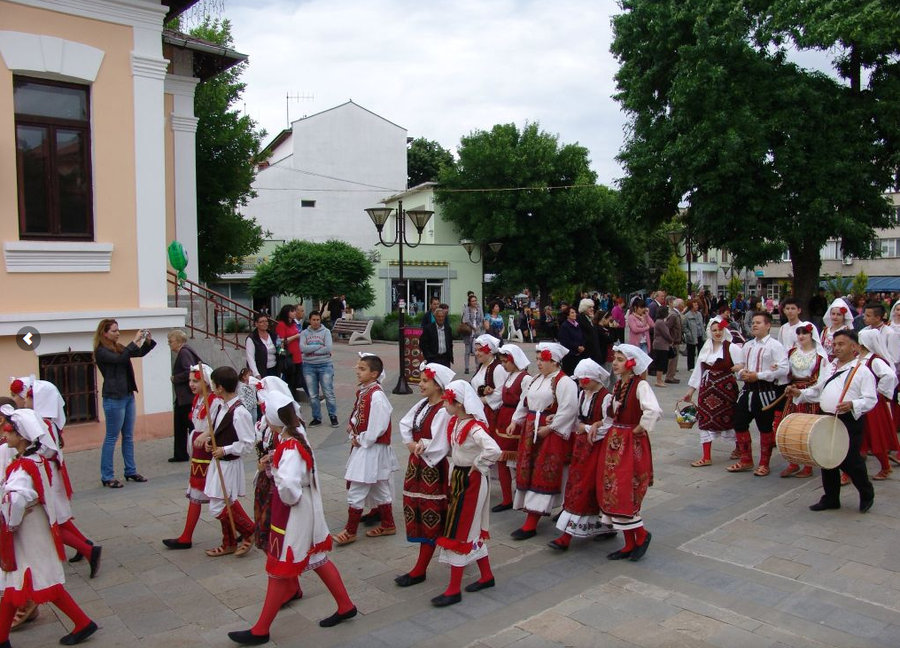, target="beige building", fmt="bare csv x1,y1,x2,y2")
0,1,242,427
